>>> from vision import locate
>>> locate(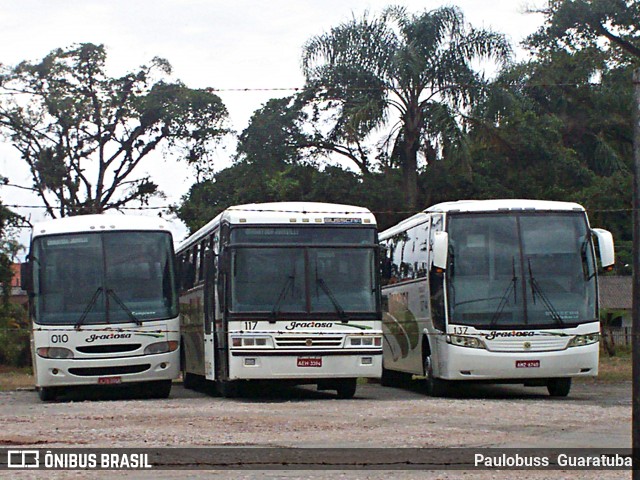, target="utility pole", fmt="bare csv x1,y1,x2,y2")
633,67,640,478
